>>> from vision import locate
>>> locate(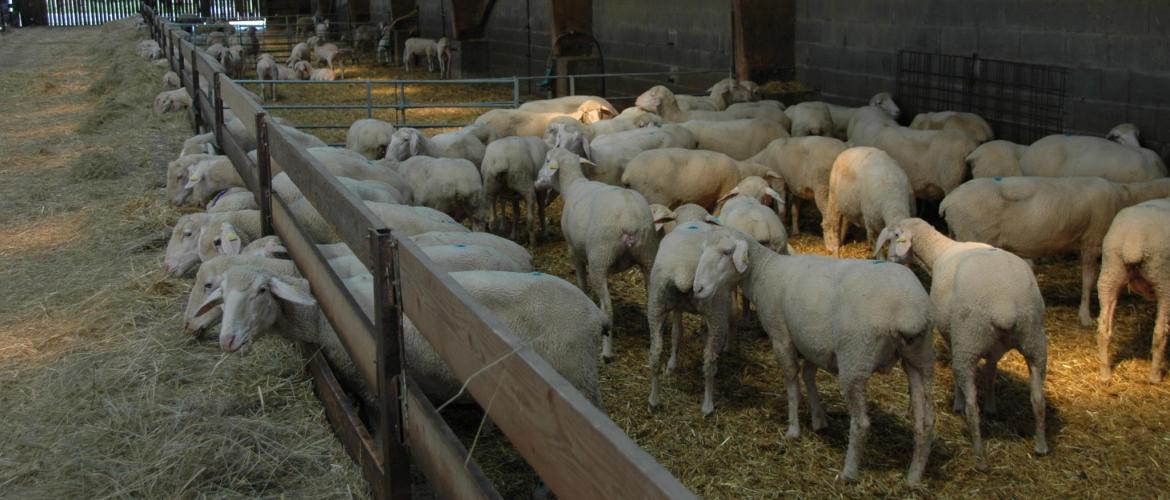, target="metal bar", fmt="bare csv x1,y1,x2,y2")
372,230,411,499
366,80,373,119
256,114,273,236
512,76,520,108
569,75,576,96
